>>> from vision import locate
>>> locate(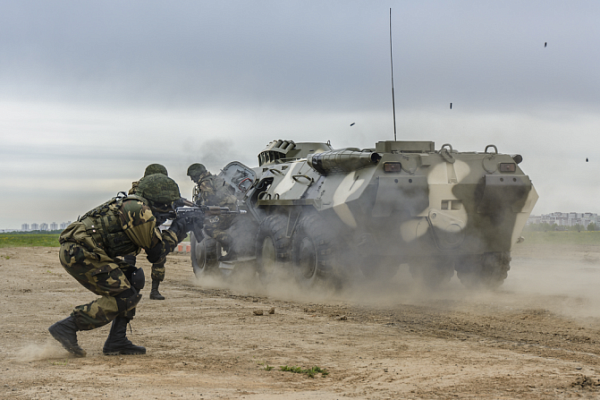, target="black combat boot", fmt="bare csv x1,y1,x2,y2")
48,316,87,357
103,317,146,355
149,280,165,300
